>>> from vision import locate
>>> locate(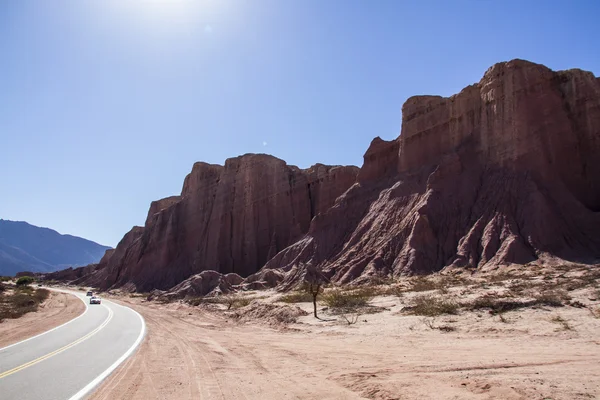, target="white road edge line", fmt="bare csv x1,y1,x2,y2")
68,300,146,400
0,288,89,352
